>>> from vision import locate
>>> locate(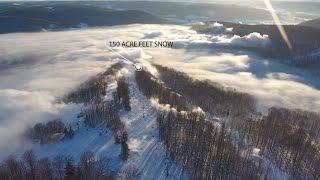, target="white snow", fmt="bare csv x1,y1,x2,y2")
35,125,123,172
34,76,123,172
117,68,187,179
